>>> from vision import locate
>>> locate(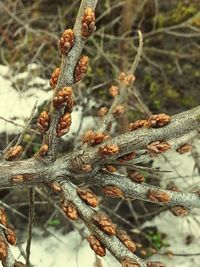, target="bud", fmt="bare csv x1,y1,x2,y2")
87,235,106,257
93,213,116,235
77,188,99,208
37,111,50,133
129,172,145,183
0,209,7,227
170,206,188,217
102,185,123,198
147,114,171,128
176,144,191,154
119,72,135,86
11,175,24,183
98,107,108,118
38,144,48,157
121,257,140,267
82,130,109,146
112,105,125,118
4,225,16,245
147,141,171,157
82,8,96,38
57,112,71,137
49,67,60,89
118,152,136,163
128,120,148,131
59,29,74,55
61,200,78,220
53,87,73,109
109,85,119,97
50,181,61,192
104,165,117,173
98,144,119,156
0,234,7,260
74,56,89,82
5,145,23,161
117,230,136,253
147,190,171,203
